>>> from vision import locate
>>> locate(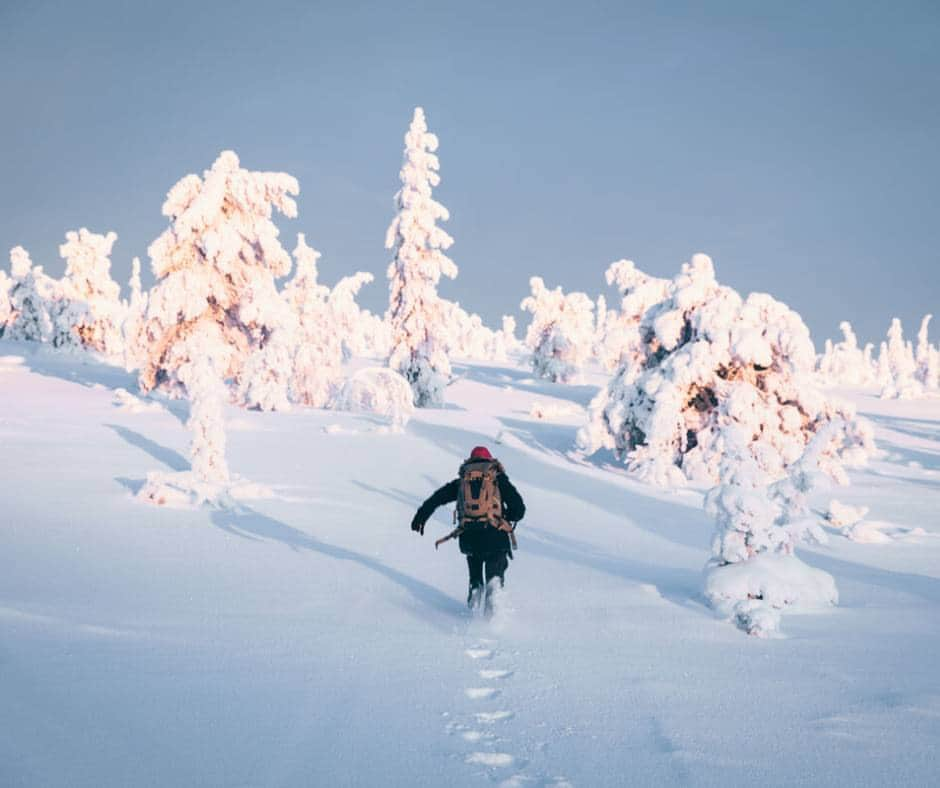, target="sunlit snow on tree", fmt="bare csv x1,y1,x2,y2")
579,254,874,486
